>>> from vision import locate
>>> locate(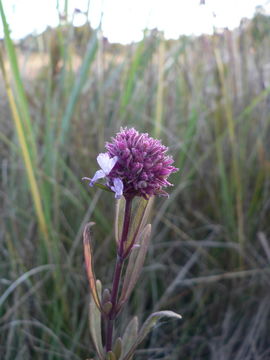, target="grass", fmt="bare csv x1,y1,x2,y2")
1,3,270,359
